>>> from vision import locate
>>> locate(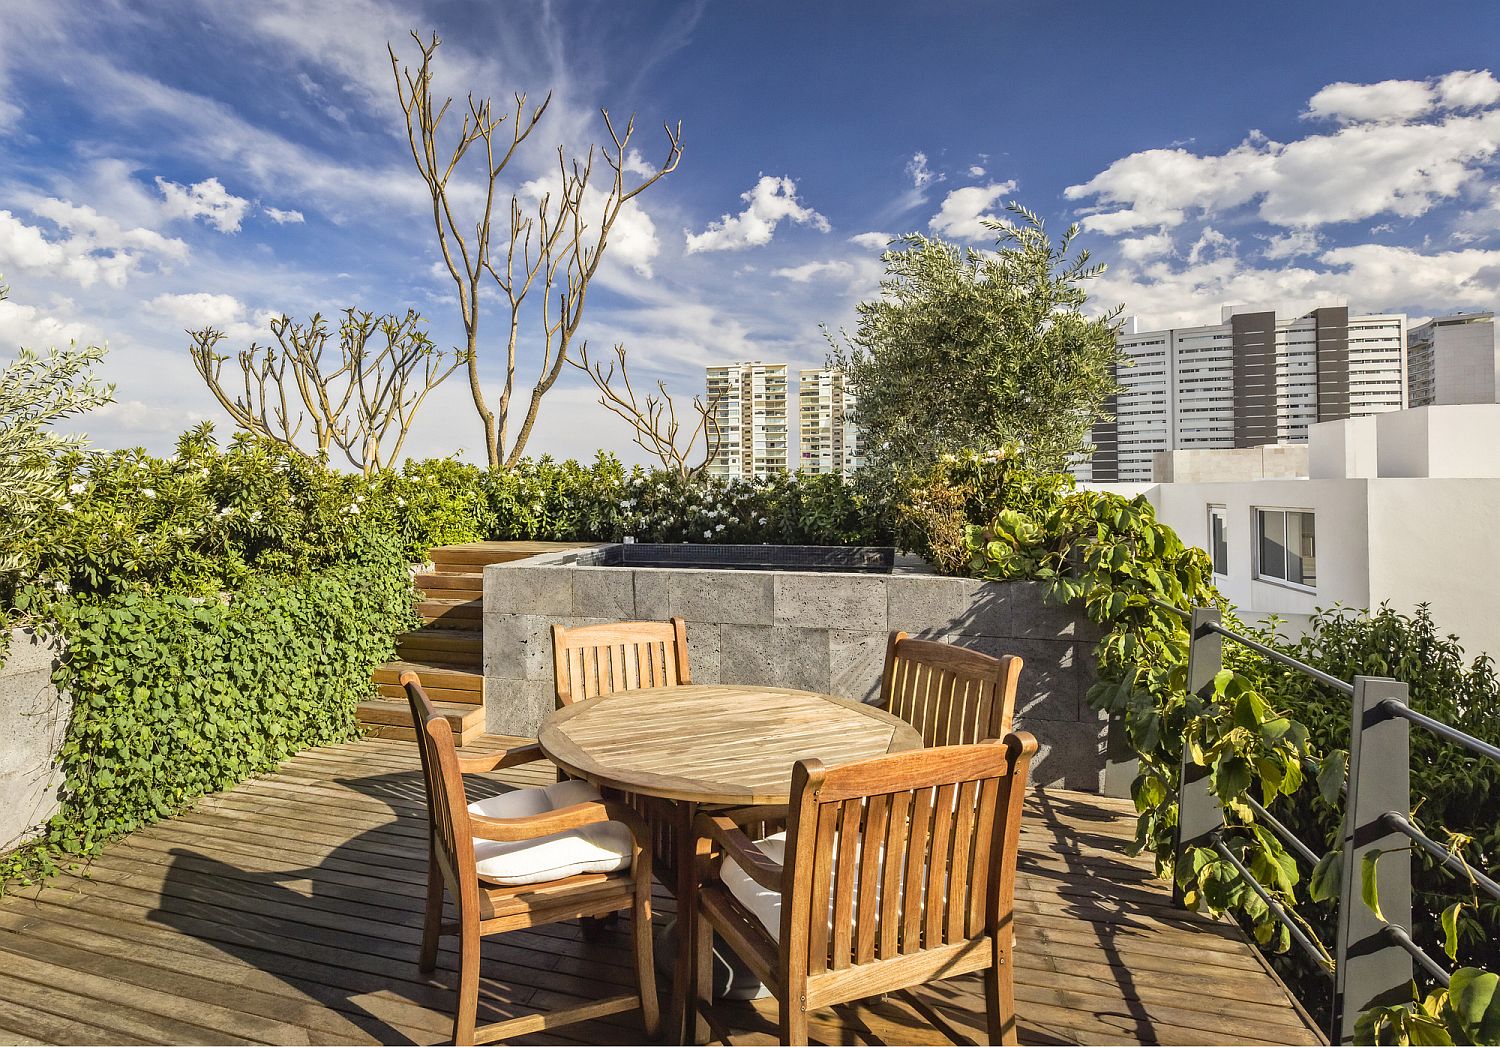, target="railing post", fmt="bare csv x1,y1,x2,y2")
1173,606,1224,905
1333,676,1412,1044
1102,712,1137,799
